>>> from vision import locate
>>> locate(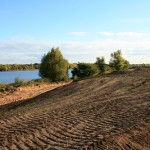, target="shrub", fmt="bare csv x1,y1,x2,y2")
96,57,106,74
72,63,99,79
0,83,14,92
14,77,26,87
